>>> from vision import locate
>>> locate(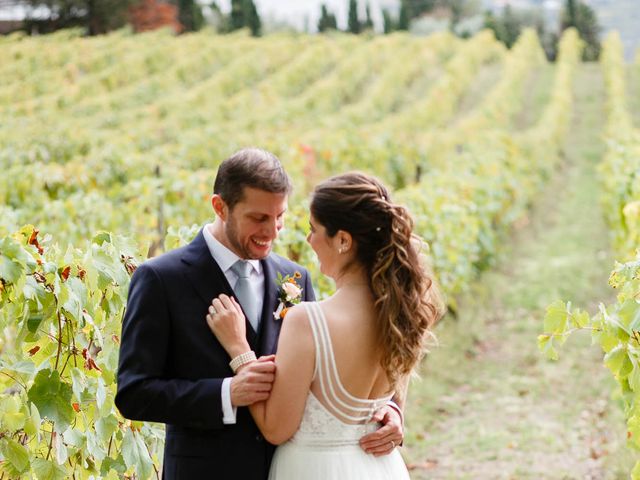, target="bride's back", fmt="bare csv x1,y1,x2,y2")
308,289,393,420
